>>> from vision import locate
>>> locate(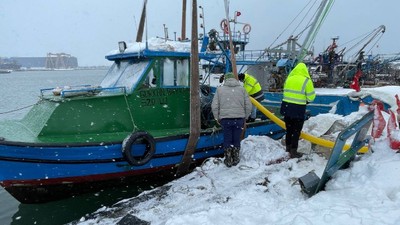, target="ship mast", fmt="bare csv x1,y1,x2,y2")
223,0,238,78
181,0,187,40
297,0,335,63
135,0,147,42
